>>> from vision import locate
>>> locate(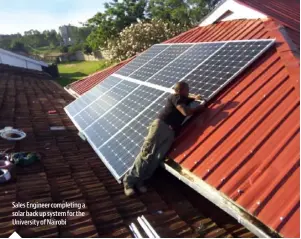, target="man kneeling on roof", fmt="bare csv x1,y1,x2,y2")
123,81,208,196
